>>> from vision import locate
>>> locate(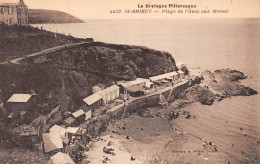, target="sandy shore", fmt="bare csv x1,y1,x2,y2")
84,134,142,164
84,101,259,164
